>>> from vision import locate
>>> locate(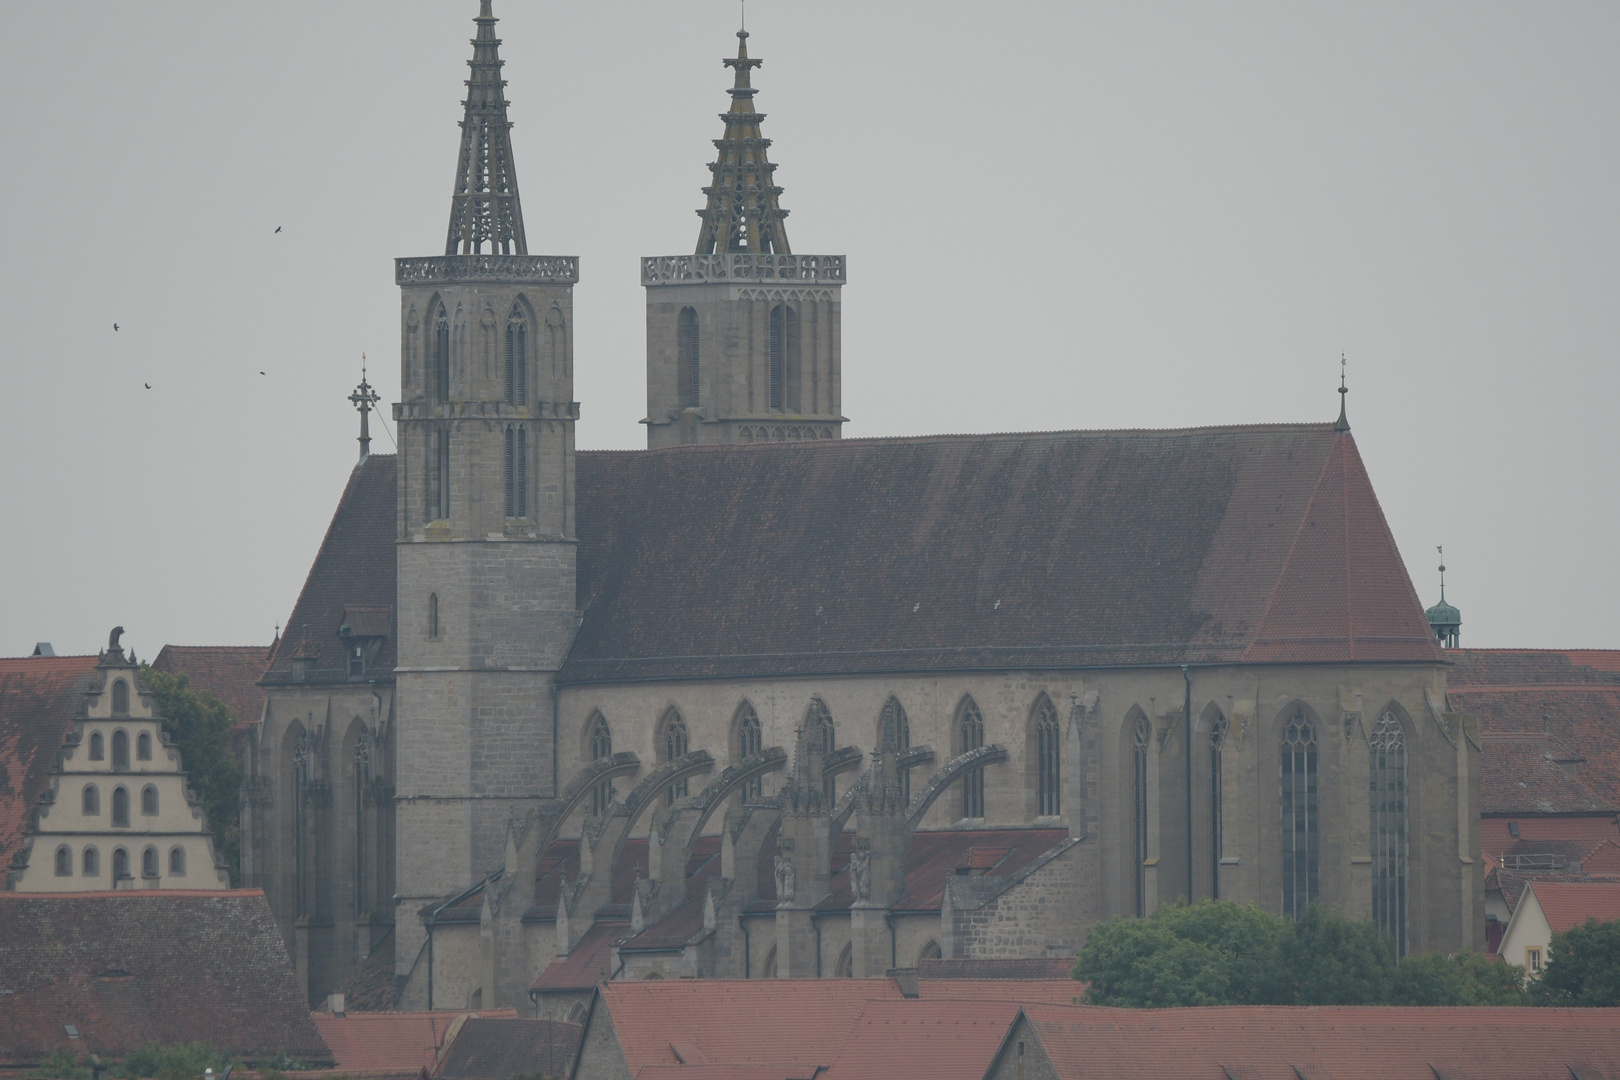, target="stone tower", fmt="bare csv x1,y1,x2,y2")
643,30,848,448
391,0,578,1004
